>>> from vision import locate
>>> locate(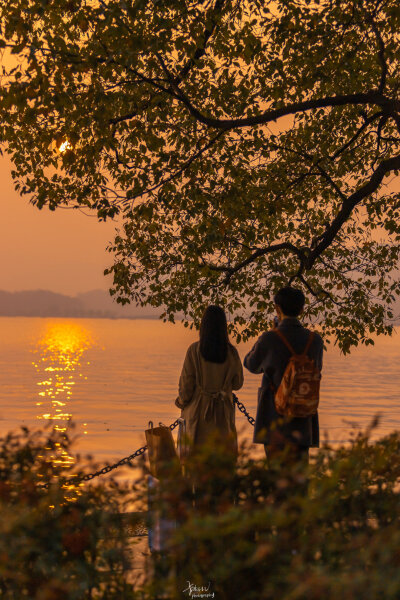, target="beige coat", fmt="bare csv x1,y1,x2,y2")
175,341,244,454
